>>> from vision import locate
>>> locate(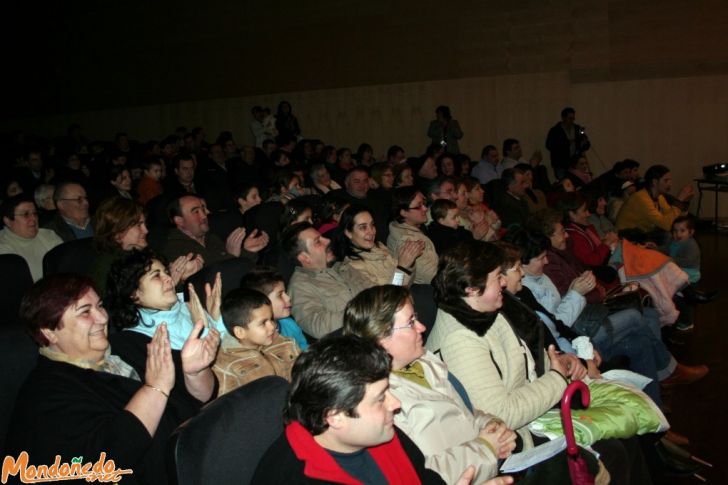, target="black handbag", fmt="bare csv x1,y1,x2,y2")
603,283,643,314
